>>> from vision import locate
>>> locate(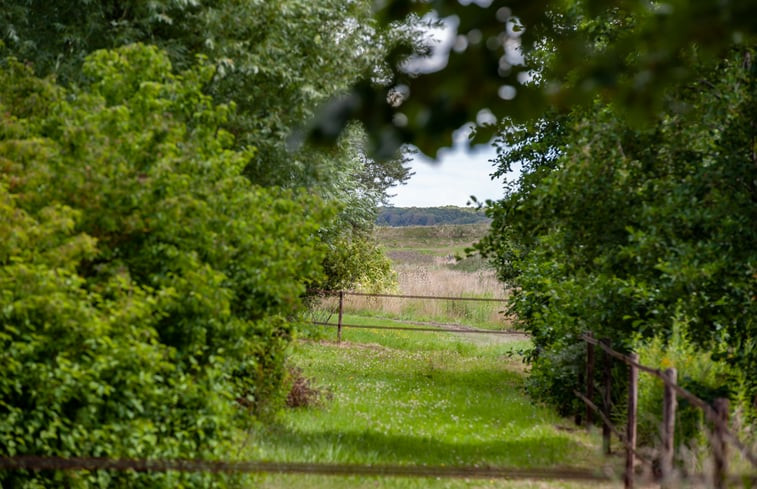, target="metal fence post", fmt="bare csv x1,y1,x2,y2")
625,353,639,489
586,333,595,427
712,398,729,489
601,338,612,455
337,290,344,343
661,368,677,487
